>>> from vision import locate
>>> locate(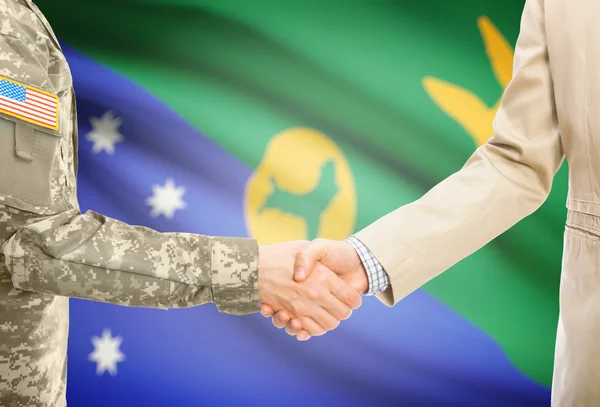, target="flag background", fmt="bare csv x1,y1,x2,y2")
33,0,565,405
